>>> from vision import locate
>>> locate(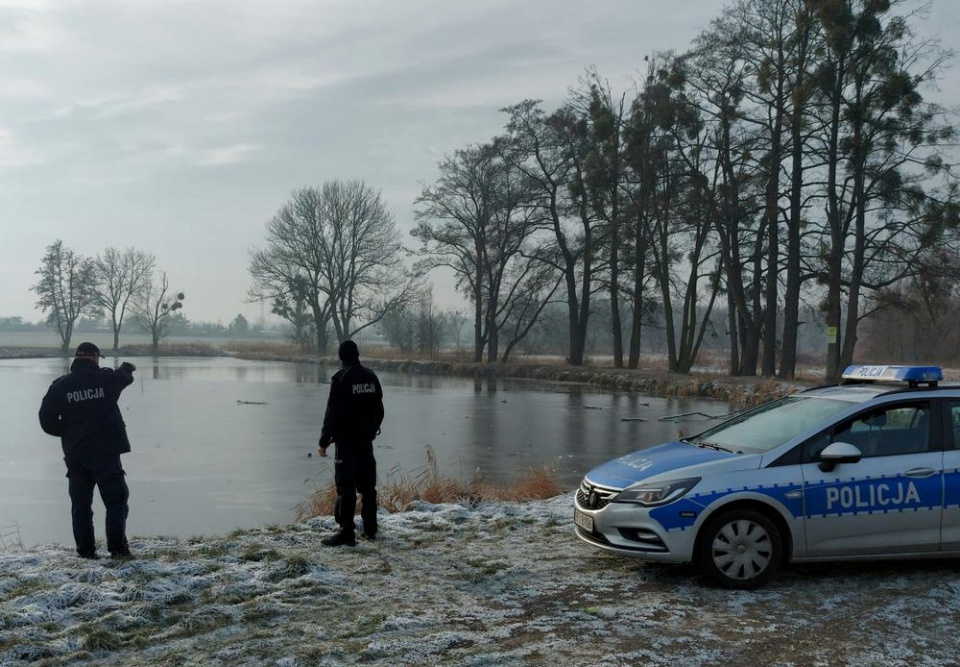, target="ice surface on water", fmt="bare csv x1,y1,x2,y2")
0,357,723,544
